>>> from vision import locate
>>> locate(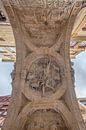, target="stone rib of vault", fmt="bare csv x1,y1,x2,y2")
1,0,86,130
